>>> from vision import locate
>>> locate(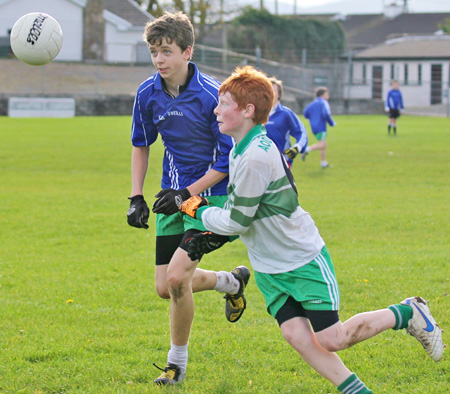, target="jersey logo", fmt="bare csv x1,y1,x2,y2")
258,136,272,152
167,110,184,117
